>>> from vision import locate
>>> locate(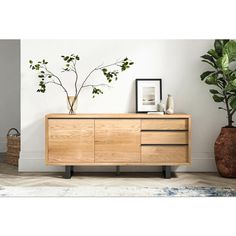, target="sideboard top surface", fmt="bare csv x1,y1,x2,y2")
46,113,191,119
